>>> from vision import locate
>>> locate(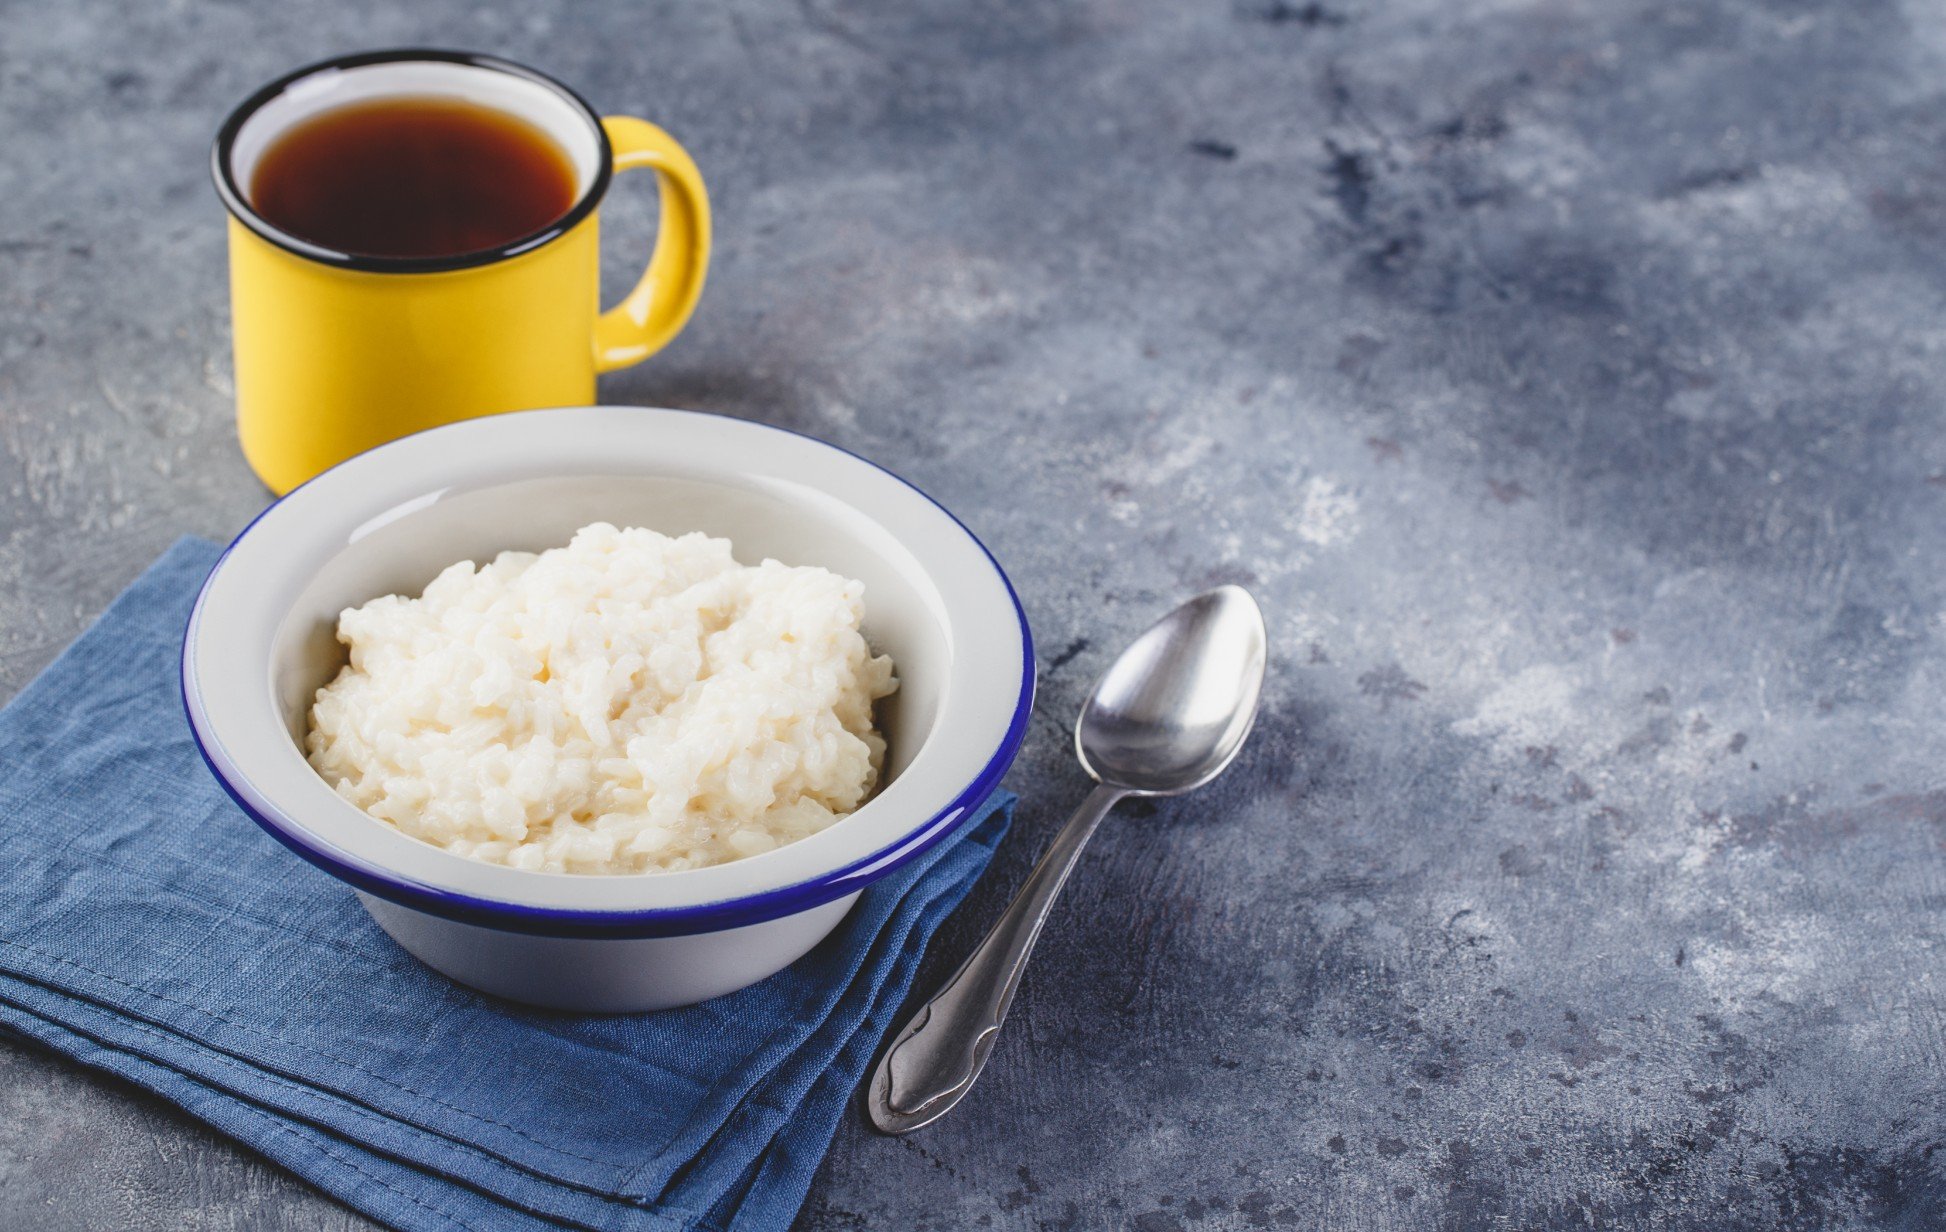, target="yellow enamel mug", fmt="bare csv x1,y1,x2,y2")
212,50,709,494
